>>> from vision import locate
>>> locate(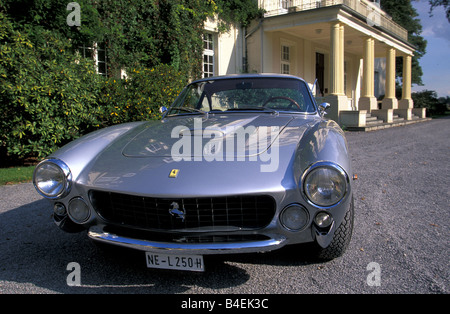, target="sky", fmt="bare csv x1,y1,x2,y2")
411,0,450,97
